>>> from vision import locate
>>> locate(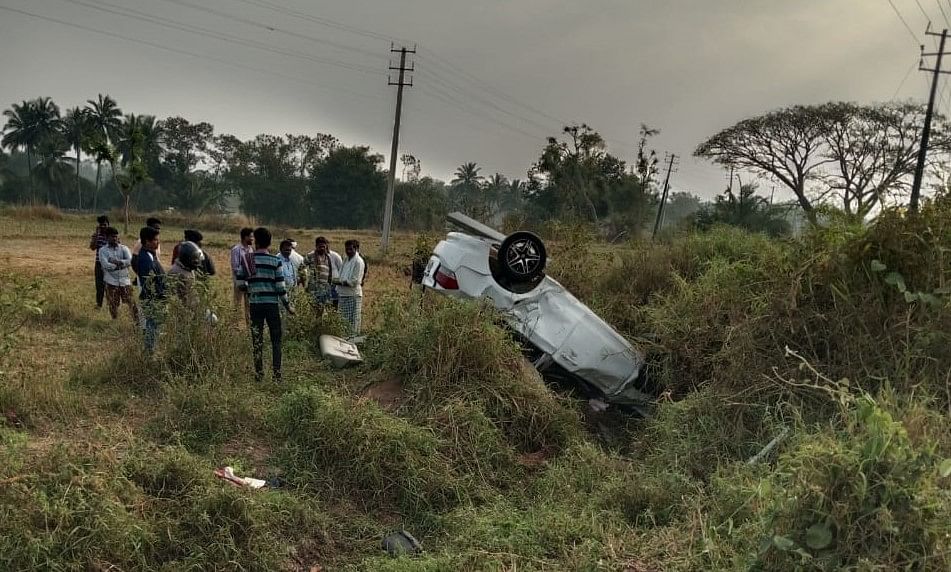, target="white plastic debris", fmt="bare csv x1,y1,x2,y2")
319,335,363,368
214,466,266,489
